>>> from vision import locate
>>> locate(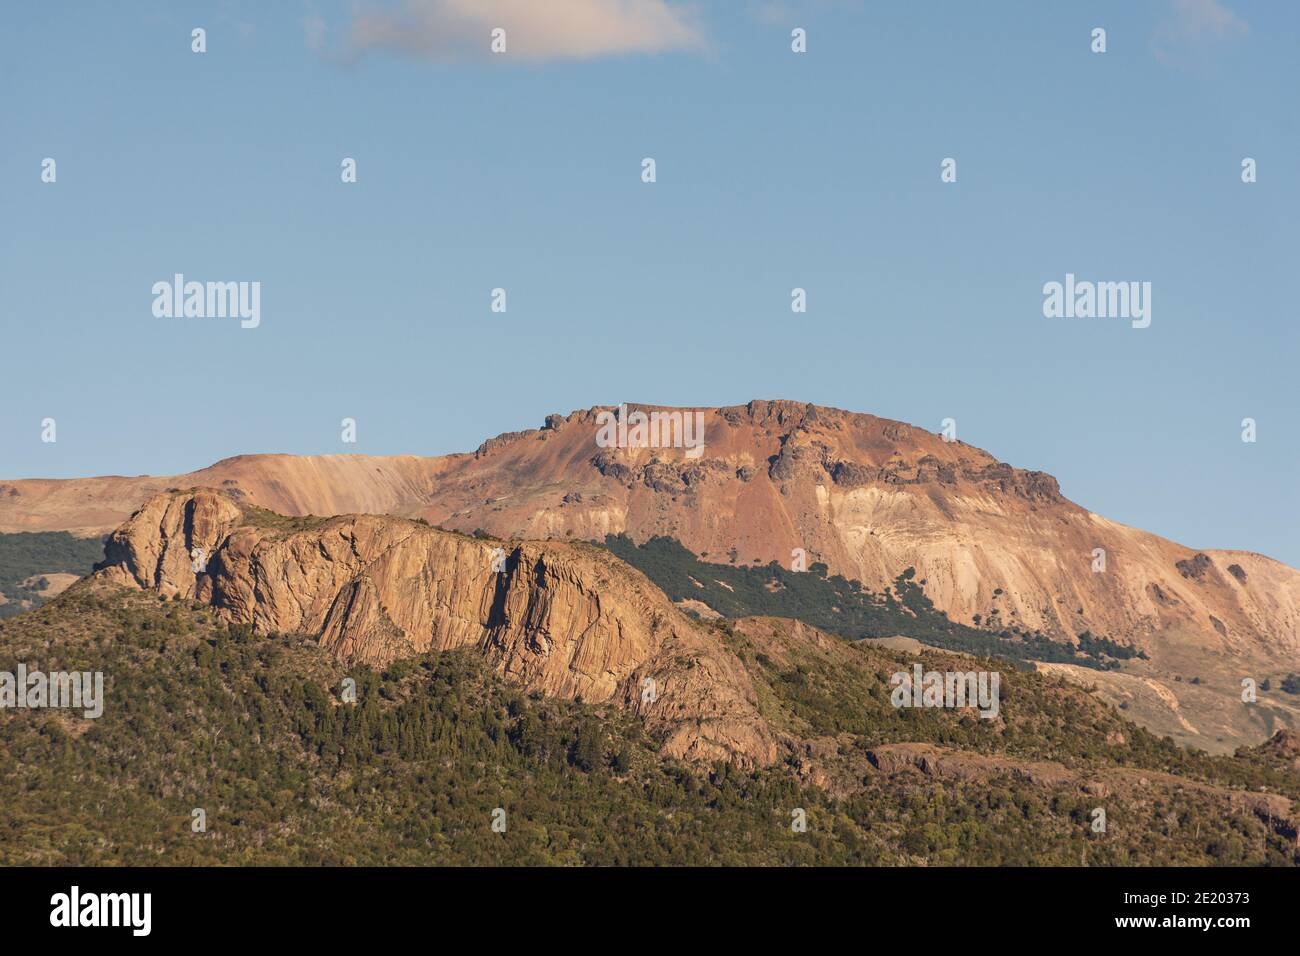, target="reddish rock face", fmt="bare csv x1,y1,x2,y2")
99,488,780,768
